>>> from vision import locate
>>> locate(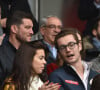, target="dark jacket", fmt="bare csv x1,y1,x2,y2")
0,41,16,86
78,0,99,36
49,63,98,90
41,40,57,64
